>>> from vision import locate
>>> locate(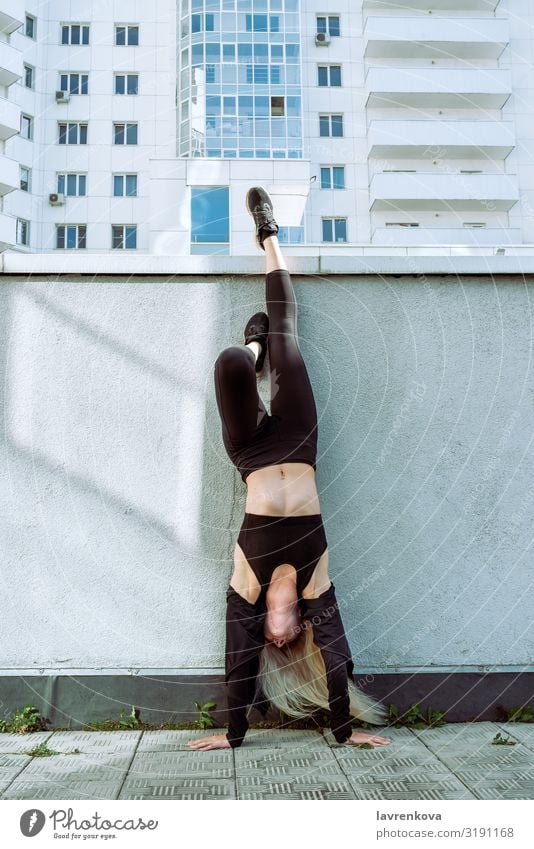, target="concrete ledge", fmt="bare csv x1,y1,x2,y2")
1,673,532,729
3,249,534,276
